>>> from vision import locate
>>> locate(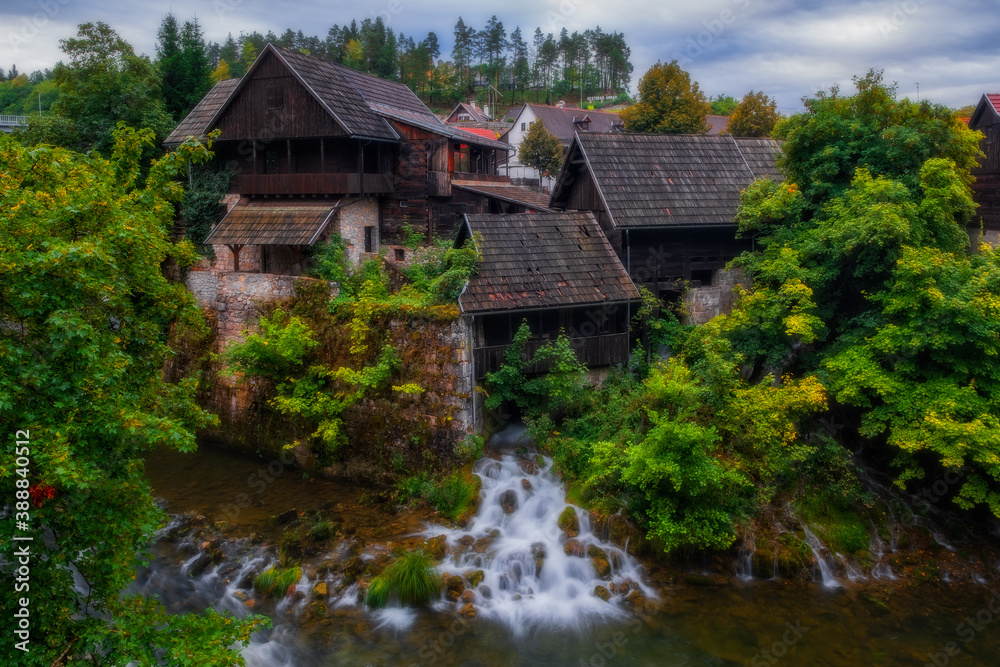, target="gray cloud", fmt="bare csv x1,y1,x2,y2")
0,0,995,113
